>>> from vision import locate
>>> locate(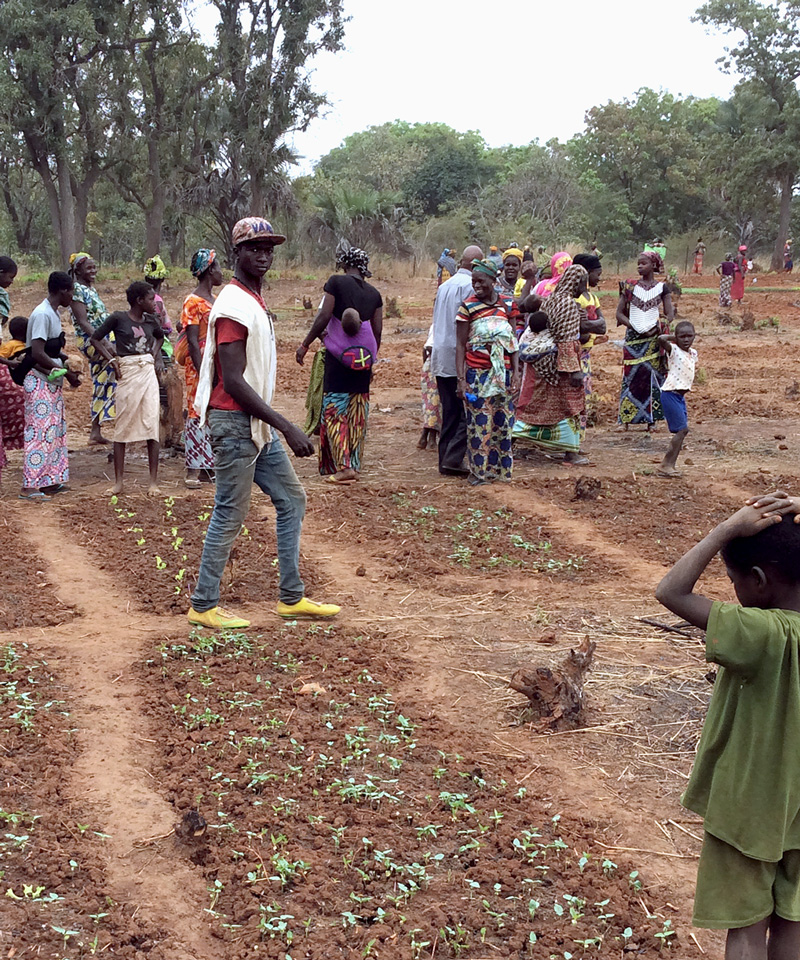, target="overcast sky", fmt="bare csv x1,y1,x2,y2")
285,0,739,174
